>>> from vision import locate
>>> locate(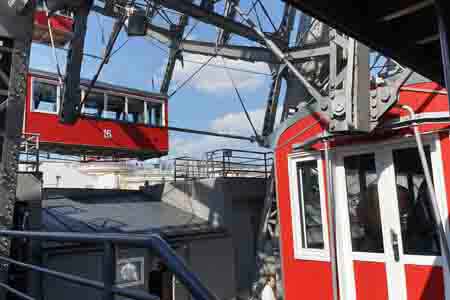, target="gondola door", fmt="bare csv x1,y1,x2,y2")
334,139,449,300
